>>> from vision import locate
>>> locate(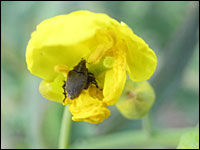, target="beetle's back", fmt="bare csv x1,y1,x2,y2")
66,70,87,99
